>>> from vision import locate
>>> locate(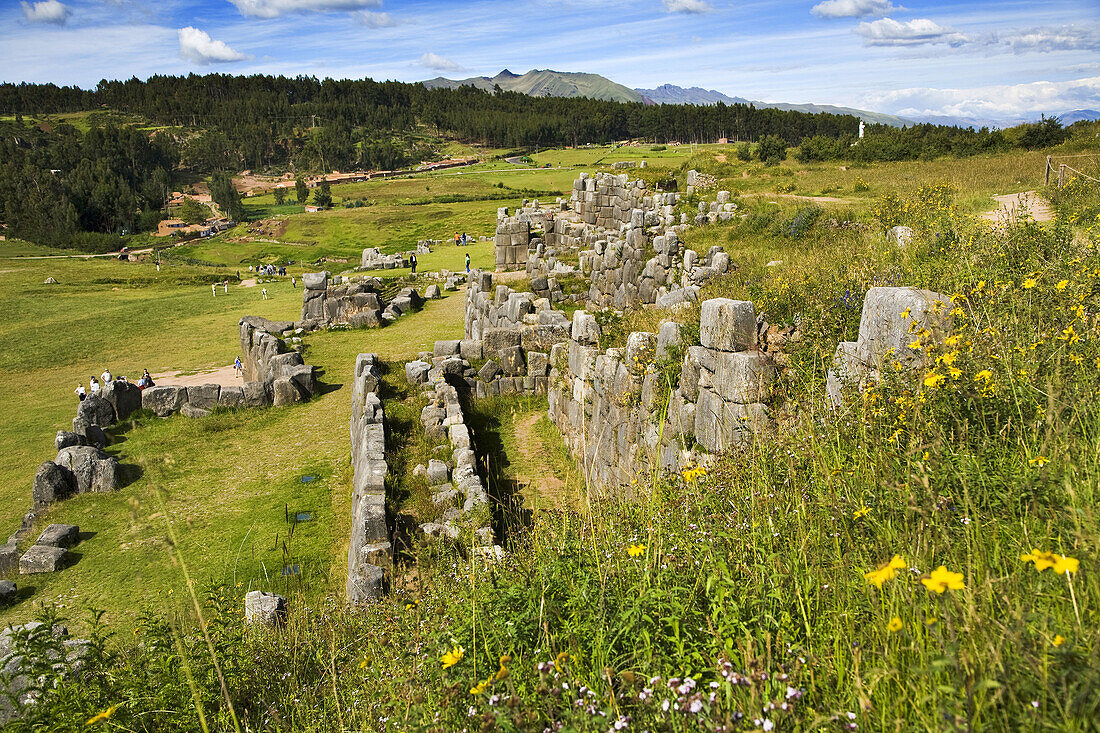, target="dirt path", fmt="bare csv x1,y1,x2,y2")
741,192,852,205
512,412,571,510
152,364,242,388
981,191,1054,223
